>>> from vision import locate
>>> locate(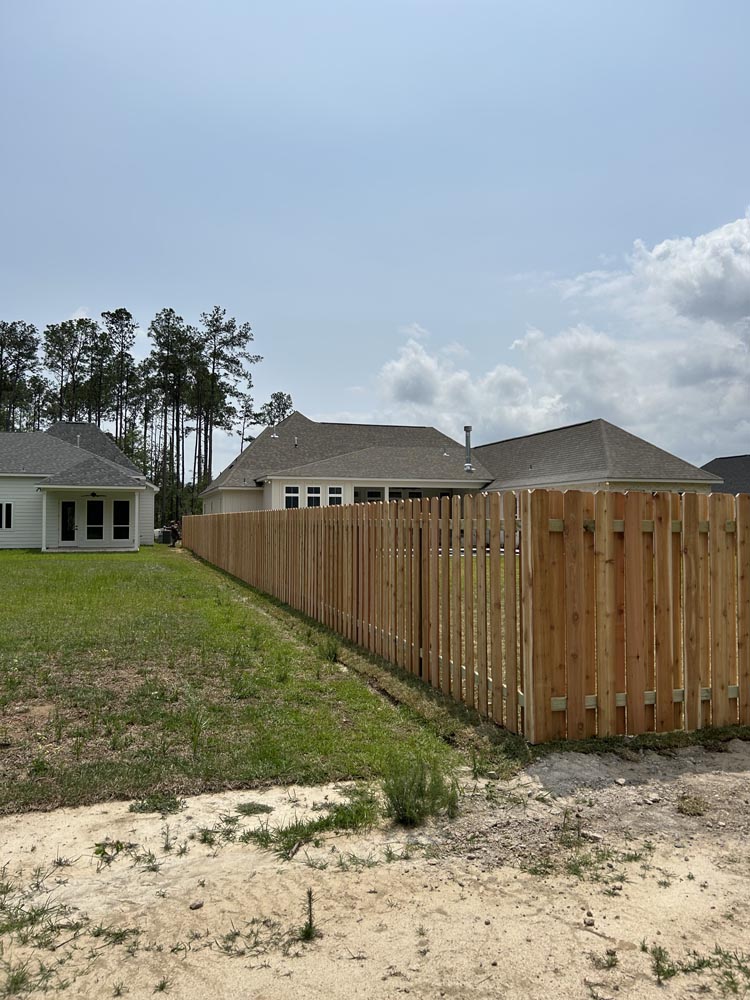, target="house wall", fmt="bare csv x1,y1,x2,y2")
140,488,156,546
202,489,264,514
268,478,484,509
0,476,45,548
44,491,141,550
